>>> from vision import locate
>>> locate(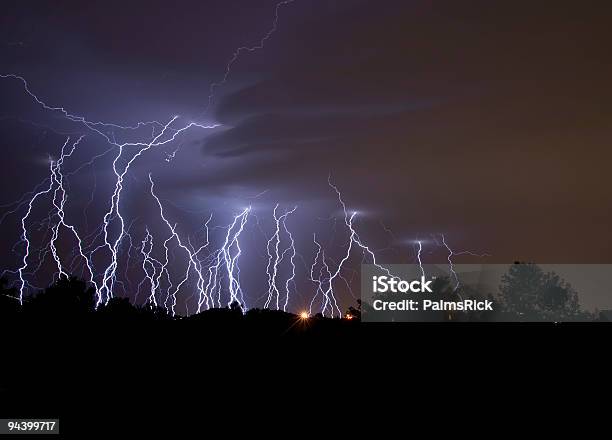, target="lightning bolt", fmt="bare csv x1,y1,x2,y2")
15,135,101,305
1,1,299,310
139,227,158,307
415,239,425,278
200,206,251,312
1,1,490,319
432,233,490,295
306,176,397,317
148,173,218,315
264,204,298,311
206,0,296,109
